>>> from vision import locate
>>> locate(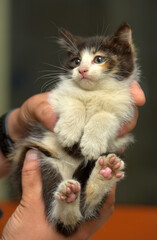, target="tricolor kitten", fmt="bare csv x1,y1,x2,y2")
10,23,139,236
